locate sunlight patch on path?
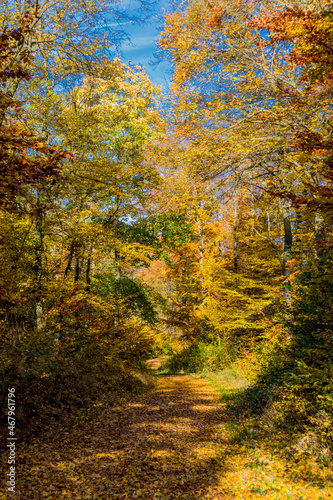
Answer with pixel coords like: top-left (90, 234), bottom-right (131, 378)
top-left (1, 375), bottom-right (229, 499)
top-left (1, 374), bottom-right (331, 499)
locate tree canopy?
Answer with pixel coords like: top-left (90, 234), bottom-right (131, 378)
top-left (1, 0), bottom-right (333, 484)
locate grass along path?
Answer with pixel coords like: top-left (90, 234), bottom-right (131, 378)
top-left (1, 373), bottom-right (333, 499)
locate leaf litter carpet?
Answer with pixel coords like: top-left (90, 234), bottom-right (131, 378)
top-left (2, 374), bottom-right (332, 499)
top-left (2, 375), bottom-right (232, 499)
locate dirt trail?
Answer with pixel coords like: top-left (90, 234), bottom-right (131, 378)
top-left (8, 375), bottom-right (230, 499)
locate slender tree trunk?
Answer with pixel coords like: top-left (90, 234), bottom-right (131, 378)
top-left (315, 210), bottom-right (325, 261)
top-left (86, 246), bottom-right (93, 291)
top-left (112, 202), bottom-right (121, 327)
top-left (281, 199), bottom-right (293, 311)
top-left (233, 194), bottom-right (238, 272)
top-left (197, 219), bottom-right (204, 269)
top-left (73, 249), bottom-right (81, 331)
top-left (196, 217), bottom-right (206, 299)
top-left (113, 207), bottom-right (121, 281)
top-left (181, 262), bottom-right (188, 337)
top-left (113, 247), bottom-right (121, 328)
top-left (114, 248), bottom-right (121, 280)
top-left (74, 258), bottom-right (80, 282)
top-left (35, 208), bottom-right (44, 331)
top-left (65, 241), bottom-right (75, 277)
top-left (74, 246), bottom-right (80, 283)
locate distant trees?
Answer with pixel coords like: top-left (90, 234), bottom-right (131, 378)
top-left (154, 0), bottom-right (333, 317)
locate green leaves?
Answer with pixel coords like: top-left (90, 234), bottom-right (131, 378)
top-left (145, 213), bottom-right (195, 250)
top-left (113, 277), bottom-right (158, 325)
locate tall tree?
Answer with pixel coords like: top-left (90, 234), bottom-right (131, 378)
top-left (157, 0), bottom-right (333, 313)
top-left (20, 58), bottom-right (164, 337)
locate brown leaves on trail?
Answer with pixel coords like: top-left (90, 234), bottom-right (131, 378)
top-left (0, 376), bottom-right (229, 500)
top-left (2, 375), bottom-right (333, 499)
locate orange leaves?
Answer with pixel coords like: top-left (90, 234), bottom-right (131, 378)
top-left (158, 7), bottom-right (210, 88)
top-left (249, 5), bottom-right (333, 91)
top-left (205, 4), bottom-right (225, 27)
top-left (0, 375), bottom-right (228, 499)
top-left (0, 24), bottom-right (73, 212)
top-left (0, 127), bottom-right (70, 211)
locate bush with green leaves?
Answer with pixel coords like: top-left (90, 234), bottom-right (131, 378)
top-left (165, 332), bottom-right (237, 373)
top-left (235, 258), bottom-right (333, 450)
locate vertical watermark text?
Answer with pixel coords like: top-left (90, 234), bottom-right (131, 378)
top-left (7, 388), bottom-right (16, 493)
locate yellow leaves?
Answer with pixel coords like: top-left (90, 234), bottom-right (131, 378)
top-left (158, 12), bottom-right (186, 51)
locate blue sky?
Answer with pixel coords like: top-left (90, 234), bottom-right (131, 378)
top-left (114, 0), bottom-right (173, 88)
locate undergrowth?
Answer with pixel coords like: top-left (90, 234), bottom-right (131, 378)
top-left (0, 329), bottom-right (154, 445)
top-left (208, 363), bottom-right (333, 498)
top-left (163, 334), bottom-right (237, 373)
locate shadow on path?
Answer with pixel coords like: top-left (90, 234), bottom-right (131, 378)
top-left (10, 376), bottom-right (232, 499)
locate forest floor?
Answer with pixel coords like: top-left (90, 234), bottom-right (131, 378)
top-left (1, 370), bottom-right (333, 499)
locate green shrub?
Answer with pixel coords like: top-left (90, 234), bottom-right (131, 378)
top-left (165, 334), bottom-right (236, 373)
top-left (233, 260), bottom-right (333, 451)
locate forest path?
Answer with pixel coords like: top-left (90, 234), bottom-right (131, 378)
top-left (12, 375), bottom-right (232, 499)
top-left (4, 374), bottom-right (333, 499)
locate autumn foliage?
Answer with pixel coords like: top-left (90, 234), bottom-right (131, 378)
top-left (154, 0), bottom-right (333, 458)
top-left (1, 0), bottom-right (333, 494)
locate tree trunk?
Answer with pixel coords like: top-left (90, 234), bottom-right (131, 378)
top-left (315, 210), bottom-right (326, 261)
top-left (233, 194), bottom-right (238, 272)
top-left (74, 258), bottom-right (80, 282)
top-left (281, 199), bottom-right (293, 312)
top-left (114, 248), bottom-right (121, 280)
top-left (181, 262), bottom-right (188, 337)
top-left (113, 248), bottom-right (121, 328)
top-left (35, 209), bottom-right (44, 331)
top-left (86, 246), bottom-right (93, 291)
top-left (74, 246), bottom-right (80, 283)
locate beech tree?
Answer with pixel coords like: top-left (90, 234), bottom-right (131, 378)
top-left (20, 59), bottom-right (164, 335)
top-left (0, 23), bottom-right (73, 341)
